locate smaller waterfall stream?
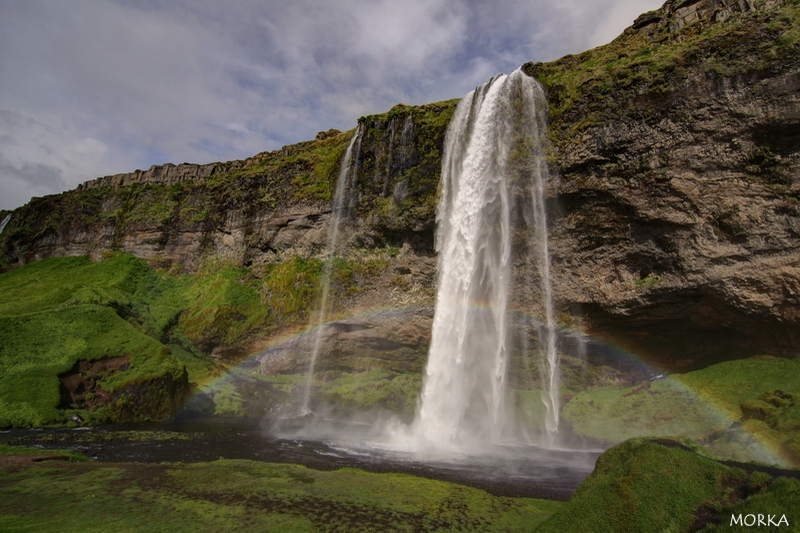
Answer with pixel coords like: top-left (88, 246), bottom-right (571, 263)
top-left (0, 214), bottom-right (11, 235)
top-left (298, 128), bottom-right (362, 415)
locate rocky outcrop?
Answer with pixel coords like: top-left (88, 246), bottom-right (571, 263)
top-left (633, 0), bottom-right (782, 34)
top-left (107, 367), bottom-right (190, 422)
top-left (58, 355), bottom-right (191, 423)
top-left (259, 307), bottom-right (433, 376)
top-left (527, 0), bottom-right (800, 368)
top-left (78, 161), bottom-right (234, 190)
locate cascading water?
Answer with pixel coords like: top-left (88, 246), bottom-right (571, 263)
top-left (401, 114), bottom-right (414, 145)
top-left (298, 127), bottom-right (363, 415)
top-left (382, 119), bottom-right (395, 196)
top-left (394, 69), bottom-right (560, 453)
top-left (0, 214), bottom-right (11, 235)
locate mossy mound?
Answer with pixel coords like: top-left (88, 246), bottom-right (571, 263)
top-left (0, 251), bottom-right (416, 426)
top-left (0, 254), bottom-right (203, 427)
top-left (562, 357), bottom-right (800, 465)
top-left (538, 437), bottom-right (800, 532)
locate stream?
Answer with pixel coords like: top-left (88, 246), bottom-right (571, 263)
top-left (0, 416), bottom-right (600, 501)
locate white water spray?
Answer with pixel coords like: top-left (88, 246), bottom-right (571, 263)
top-left (0, 214), bottom-right (10, 235)
top-left (299, 128), bottom-right (362, 415)
top-left (393, 69), bottom-right (560, 453)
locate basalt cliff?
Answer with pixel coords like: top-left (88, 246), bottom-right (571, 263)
top-left (1, 0), bottom-right (799, 374)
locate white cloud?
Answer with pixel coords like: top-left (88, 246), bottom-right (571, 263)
top-left (0, 0), bottom-right (665, 211)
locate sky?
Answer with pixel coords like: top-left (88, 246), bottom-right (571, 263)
top-left (0, 0), bottom-right (663, 211)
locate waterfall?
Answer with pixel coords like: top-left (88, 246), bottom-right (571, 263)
top-left (382, 112), bottom-right (414, 198)
top-left (401, 114), bottom-right (414, 144)
top-left (402, 69), bottom-right (560, 452)
top-left (0, 214), bottom-right (10, 235)
top-left (382, 118), bottom-right (396, 196)
top-left (298, 127), bottom-right (362, 415)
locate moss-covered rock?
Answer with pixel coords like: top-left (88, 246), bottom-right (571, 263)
top-left (538, 437), bottom-right (800, 532)
top-left (562, 357), bottom-right (800, 466)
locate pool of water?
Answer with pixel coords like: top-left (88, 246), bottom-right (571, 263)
top-left (0, 416), bottom-right (600, 501)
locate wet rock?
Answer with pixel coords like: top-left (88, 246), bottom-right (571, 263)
top-left (259, 307), bottom-right (433, 375)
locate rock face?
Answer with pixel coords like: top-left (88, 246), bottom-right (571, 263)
top-left (78, 161), bottom-right (235, 190)
top-left (0, 101), bottom-right (453, 272)
top-left (58, 355), bottom-right (191, 423)
top-left (259, 307), bottom-right (433, 376)
top-left (527, 0), bottom-right (800, 368)
top-left (2, 0), bottom-right (799, 372)
top-left (108, 367), bottom-right (191, 422)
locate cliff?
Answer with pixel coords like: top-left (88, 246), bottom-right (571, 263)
top-left (528, 0), bottom-right (800, 367)
top-left (1, 0), bottom-right (799, 373)
top-left (0, 101), bottom-right (454, 269)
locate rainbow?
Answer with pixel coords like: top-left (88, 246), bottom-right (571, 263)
top-left (187, 303), bottom-right (791, 467)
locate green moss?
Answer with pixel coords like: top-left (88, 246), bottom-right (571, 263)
top-left (178, 259), bottom-right (268, 348)
top-left (539, 438), bottom-right (800, 532)
top-left (562, 357), bottom-right (800, 465)
top-left (319, 370), bottom-right (422, 420)
top-left (257, 256), bottom-right (324, 319)
top-left (634, 273), bottom-right (663, 289)
top-left (0, 456), bottom-right (561, 532)
top-left (0, 444), bottom-right (87, 461)
top-left (0, 247), bottom-right (403, 426)
top-left (0, 254), bottom-right (213, 427)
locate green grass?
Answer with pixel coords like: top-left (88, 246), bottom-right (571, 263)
top-left (0, 444), bottom-right (88, 462)
top-left (562, 357), bottom-right (800, 465)
top-left (0, 253), bottom-right (217, 427)
top-left (4, 439), bottom-right (797, 531)
top-left (178, 258), bottom-right (271, 349)
top-left (318, 370), bottom-right (422, 420)
top-left (0, 304), bottom-right (184, 426)
top-left (0, 254), bottom-right (202, 427)
top-left (0, 457), bottom-right (562, 532)
top-left (0, 251), bottom-right (401, 426)
top-left (249, 370), bottom-right (423, 421)
top-left (537, 438), bottom-right (800, 532)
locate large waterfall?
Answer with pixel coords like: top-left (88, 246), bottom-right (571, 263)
top-left (397, 69), bottom-right (560, 453)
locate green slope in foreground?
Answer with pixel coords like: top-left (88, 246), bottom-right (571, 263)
top-left (0, 451), bottom-right (561, 532)
top-left (3, 439), bottom-right (799, 532)
top-left (538, 438), bottom-right (800, 532)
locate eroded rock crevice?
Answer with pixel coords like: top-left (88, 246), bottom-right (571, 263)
top-left (58, 356), bottom-right (130, 410)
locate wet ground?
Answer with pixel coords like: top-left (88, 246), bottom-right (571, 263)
top-left (0, 416), bottom-right (600, 501)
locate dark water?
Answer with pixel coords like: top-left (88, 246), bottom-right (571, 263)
top-left (0, 417), bottom-right (600, 501)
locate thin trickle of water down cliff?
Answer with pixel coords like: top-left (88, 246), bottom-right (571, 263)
top-left (300, 127), bottom-right (364, 415)
top-left (388, 69), bottom-right (562, 454)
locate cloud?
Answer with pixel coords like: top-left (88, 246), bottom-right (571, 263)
top-left (0, 0), bottom-right (664, 211)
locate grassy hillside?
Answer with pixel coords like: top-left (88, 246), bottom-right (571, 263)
top-left (0, 254), bottom-right (206, 427)
top-left (0, 250), bottom-right (407, 427)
